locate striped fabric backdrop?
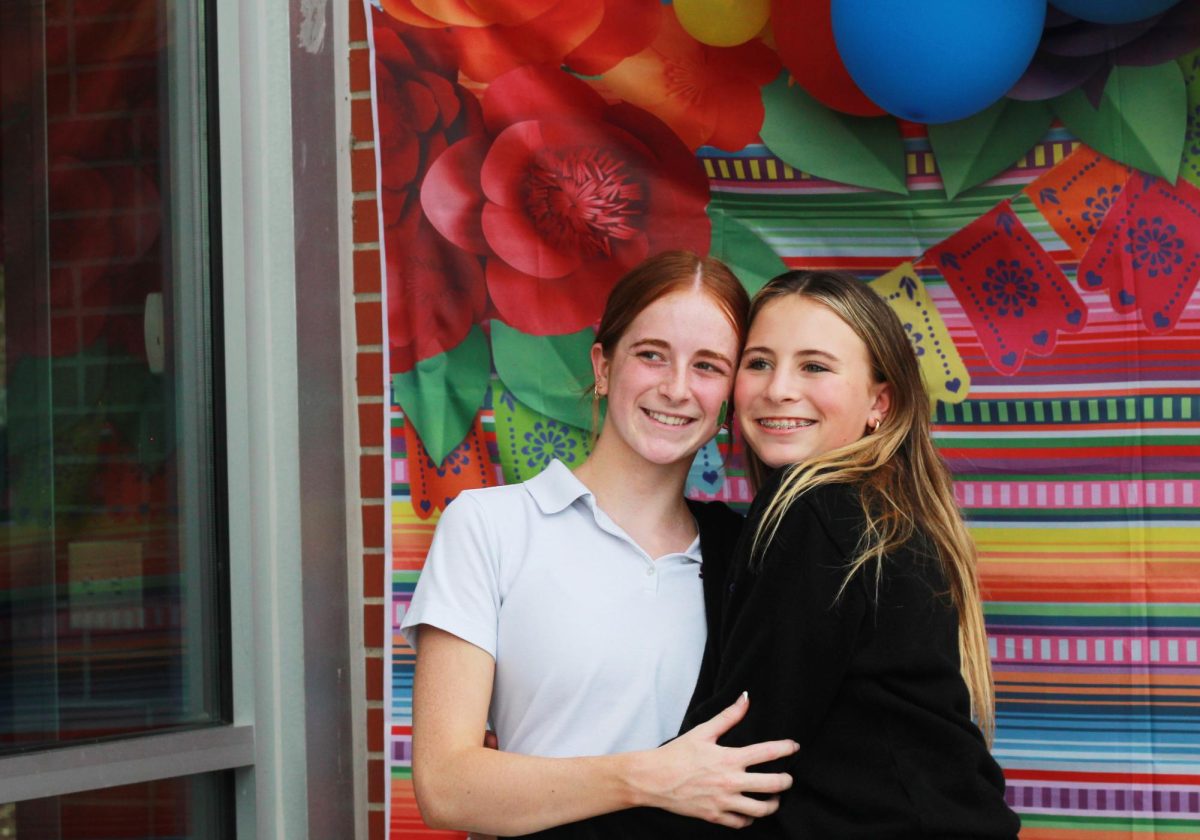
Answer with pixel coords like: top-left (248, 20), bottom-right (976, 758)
top-left (694, 132), bottom-right (1200, 837)
top-left (382, 94), bottom-right (1200, 840)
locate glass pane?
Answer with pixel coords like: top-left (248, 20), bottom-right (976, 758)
top-left (0, 773), bottom-right (231, 839)
top-left (0, 0), bottom-right (224, 752)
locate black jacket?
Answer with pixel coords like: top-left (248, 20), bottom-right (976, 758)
top-left (522, 477), bottom-right (1019, 839)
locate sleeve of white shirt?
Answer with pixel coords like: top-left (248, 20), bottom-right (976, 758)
top-left (399, 492), bottom-right (501, 660)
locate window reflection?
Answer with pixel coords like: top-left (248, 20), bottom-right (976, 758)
top-left (3, 774), bottom-right (231, 839)
top-left (0, 0), bottom-right (223, 752)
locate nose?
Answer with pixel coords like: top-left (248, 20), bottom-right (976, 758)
top-left (659, 362), bottom-right (691, 403)
top-left (763, 369), bottom-right (797, 404)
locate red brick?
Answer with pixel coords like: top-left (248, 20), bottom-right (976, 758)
top-left (45, 0), bottom-right (69, 22)
top-left (83, 259), bottom-right (157, 308)
top-left (350, 0), bottom-right (369, 42)
top-left (79, 260), bottom-right (128, 302)
top-left (359, 401), bottom-right (384, 448)
top-left (364, 602), bottom-right (385, 649)
top-left (367, 706), bottom-right (384, 753)
top-left (46, 71), bottom-right (71, 119)
top-left (356, 300), bottom-right (383, 346)
top-left (363, 551), bottom-right (385, 599)
top-left (75, 17), bottom-right (162, 66)
top-left (365, 655), bottom-right (384, 701)
top-left (134, 111), bottom-right (161, 155)
top-left (48, 314), bottom-right (79, 356)
top-left (368, 758), bottom-right (385, 803)
top-left (354, 198), bottom-right (379, 244)
top-left (350, 47), bottom-right (372, 94)
top-left (48, 164), bottom-right (129, 214)
top-left (49, 216), bottom-right (118, 261)
top-left (352, 146), bottom-right (377, 193)
top-left (360, 453), bottom-right (384, 499)
top-left (48, 115), bottom-right (137, 162)
top-left (362, 502), bottom-right (385, 549)
top-left (352, 97), bottom-right (375, 142)
top-left (368, 809), bottom-right (384, 840)
top-left (132, 166), bottom-right (162, 206)
top-left (354, 247), bottom-right (382, 294)
top-left (78, 267), bottom-right (113, 309)
top-left (75, 0), bottom-right (159, 18)
top-left (49, 268), bottom-right (77, 309)
top-left (357, 350), bottom-right (384, 397)
top-left (75, 65), bottom-right (156, 114)
top-left (45, 25), bottom-right (70, 69)
top-left (99, 311), bottom-right (143, 352)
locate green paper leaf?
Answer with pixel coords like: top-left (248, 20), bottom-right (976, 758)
top-left (760, 73), bottom-right (907, 195)
top-left (492, 382), bottom-right (592, 485)
top-left (708, 206), bottom-right (787, 296)
top-left (491, 320), bottom-right (595, 432)
top-left (1052, 62), bottom-right (1186, 182)
top-left (1177, 49), bottom-right (1200, 190)
top-left (929, 98), bottom-right (1053, 200)
top-left (392, 325), bottom-right (490, 465)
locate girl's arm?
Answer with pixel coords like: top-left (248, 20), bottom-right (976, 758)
top-left (412, 626), bottom-right (798, 836)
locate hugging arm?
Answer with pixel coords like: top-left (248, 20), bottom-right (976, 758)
top-left (412, 627), bottom-right (797, 836)
top-left (526, 492), bottom-right (867, 838)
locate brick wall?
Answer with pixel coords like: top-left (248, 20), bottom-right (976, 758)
top-left (347, 1), bottom-right (389, 837)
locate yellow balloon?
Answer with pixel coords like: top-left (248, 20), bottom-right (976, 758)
top-left (674, 0), bottom-right (771, 47)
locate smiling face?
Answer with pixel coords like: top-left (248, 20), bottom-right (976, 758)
top-left (592, 289), bottom-right (739, 469)
top-left (735, 294), bottom-right (891, 470)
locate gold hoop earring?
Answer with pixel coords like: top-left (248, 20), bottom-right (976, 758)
top-left (870, 417), bottom-right (880, 433)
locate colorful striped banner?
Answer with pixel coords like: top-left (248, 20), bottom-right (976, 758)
top-left (373, 3), bottom-right (1200, 826)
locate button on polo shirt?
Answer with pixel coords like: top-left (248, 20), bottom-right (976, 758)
top-left (401, 460), bottom-right (707, 758)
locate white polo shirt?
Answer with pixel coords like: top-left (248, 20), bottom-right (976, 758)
top-left (401, 459), bottom-right (707, 757)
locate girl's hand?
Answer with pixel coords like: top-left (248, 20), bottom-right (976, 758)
top-left (630, 692), bottom-right (798, 828)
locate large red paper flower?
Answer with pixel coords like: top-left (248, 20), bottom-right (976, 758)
top-left (387, 201), bottom-right (488, 373)
top-left (373, 13), bottom-right (489, 370)
top-left (420, 64), bottom-right (712, 335)
top-left (381, 0), bottom-right (662, 81)
top-left (597, 7), bottom-right (780, 151)
top-left (372, 12), bottom-right (483, 224)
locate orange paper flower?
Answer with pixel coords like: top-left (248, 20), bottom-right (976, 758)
top-left (598, 8), bottom-right (780, 151)
top-left (382, 0), bottom-right (663, 82)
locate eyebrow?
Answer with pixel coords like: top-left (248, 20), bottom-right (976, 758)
top-left (743, 346), bottom-right (841, 363)
top-left (630, 338), bottom-right (734, 367)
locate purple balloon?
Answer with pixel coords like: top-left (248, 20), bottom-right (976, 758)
top-left (1049, 0), bottom-right (1181, 24)
top-left (1040, 15), bottom-right (1162, 57)
top-left (1008, 52), bottom-right (1106, 101)
top-left (1113, 1), bottom-right (1200, 64)
top-left (1009, 0), bottom-right (1200, 103)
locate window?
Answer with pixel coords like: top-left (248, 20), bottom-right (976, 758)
top-left (2, 774), bottom-right (232, 839)
top-left (1, 0), bottom-right (226, 754)
top-left (0, 0), bottom-right (242, 830)
top-left (0, 0), bottom-right (358, 834)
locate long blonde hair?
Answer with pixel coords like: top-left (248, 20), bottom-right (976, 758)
top-left (745, 270), bottom-right (996, 743)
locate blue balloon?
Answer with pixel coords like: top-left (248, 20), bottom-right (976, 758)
top-left (831, 0), bottom-right (1046, 124)
top-left (1050, 0), bottom-right (1180, 24)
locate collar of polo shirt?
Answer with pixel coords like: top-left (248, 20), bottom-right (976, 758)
top-left (526, 459), bottom-right (701, 564)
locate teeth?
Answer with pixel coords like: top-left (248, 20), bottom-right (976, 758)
top-left (759, 418), bottom-right (812, 430)
top-left (646, 410), bottom-right (692, 426)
